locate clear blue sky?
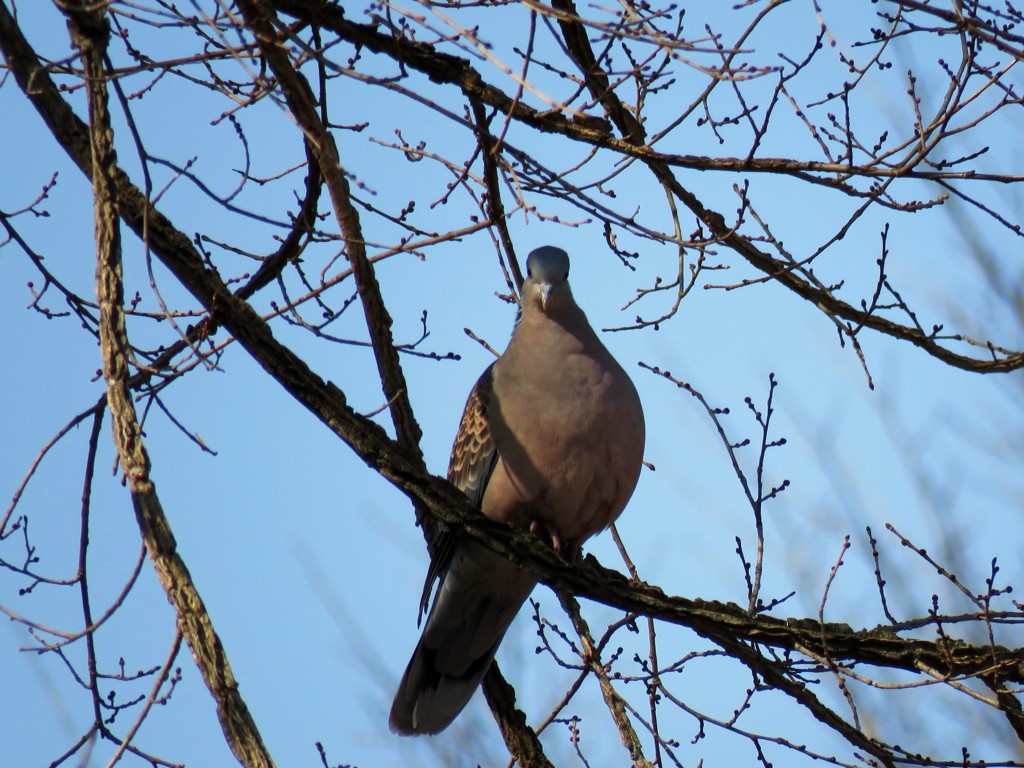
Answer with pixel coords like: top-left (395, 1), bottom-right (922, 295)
top-left (2, 2), bottom-right (1022, 766)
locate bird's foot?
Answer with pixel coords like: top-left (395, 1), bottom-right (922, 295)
top-left (529, 521), bottom-right (583, 563)
top-left (528, 519), bottom-right (561, 550)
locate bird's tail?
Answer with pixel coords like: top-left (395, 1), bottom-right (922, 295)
top-left (389, 540), bottom-right (536, 735)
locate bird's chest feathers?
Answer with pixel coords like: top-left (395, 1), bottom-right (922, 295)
top-left (483, 318), bottom-right (635, 536)
top-left (492, 326), bottom-right (617, 448)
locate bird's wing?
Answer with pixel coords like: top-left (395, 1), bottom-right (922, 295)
top-left (392, 363), bottom-right (538, 736)
top-left (447, 362), bottom-right (499, 507)
top-left (417, 363), bottom-right (498, 617)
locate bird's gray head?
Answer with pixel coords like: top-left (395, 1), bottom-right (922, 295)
top-left (524, 246), bottom-right (572, 313)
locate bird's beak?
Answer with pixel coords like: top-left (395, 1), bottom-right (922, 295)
top-left (538, 283), bottom-right (553, 311)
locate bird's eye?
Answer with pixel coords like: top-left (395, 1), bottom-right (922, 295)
top-left (527, 267), bottom-right (533, 278)
top-left (563, 269), bottom-right (569, 279)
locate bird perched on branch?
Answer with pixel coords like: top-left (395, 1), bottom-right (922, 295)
top-left (390, 245), bottom-right (645, 735)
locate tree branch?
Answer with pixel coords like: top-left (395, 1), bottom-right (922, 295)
top-left (5, 8), bottom-right (1023, 761)
top-left (63, 4), bottom-right (274, 766)
top-left (236, 0), bottom-right (424, 459)
top-left (267, 0), bottom-right (1024, 374)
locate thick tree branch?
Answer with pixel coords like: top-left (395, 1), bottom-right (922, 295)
top-left (236, 0), bottom-right (424, 460)
top-left (481, 667), bottom-right (556, 768)
top-left (63, 4), bottom-right (274, 767)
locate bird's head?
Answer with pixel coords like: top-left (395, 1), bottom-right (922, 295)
top-left (523, 246), bottom-right (572, 314)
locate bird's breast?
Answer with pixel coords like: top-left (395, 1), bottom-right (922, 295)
top-left (483, 337), bottom-right (644, 542)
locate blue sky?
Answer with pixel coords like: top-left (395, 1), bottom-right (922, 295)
top-left (2, 1), bottom-right (1023, 766)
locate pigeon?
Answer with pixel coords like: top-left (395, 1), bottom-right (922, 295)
top-left (390, 245), bottom-right (645, 735)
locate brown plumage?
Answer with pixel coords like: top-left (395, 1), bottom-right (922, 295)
top-left (390, 246), bottom-right (645, 735)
